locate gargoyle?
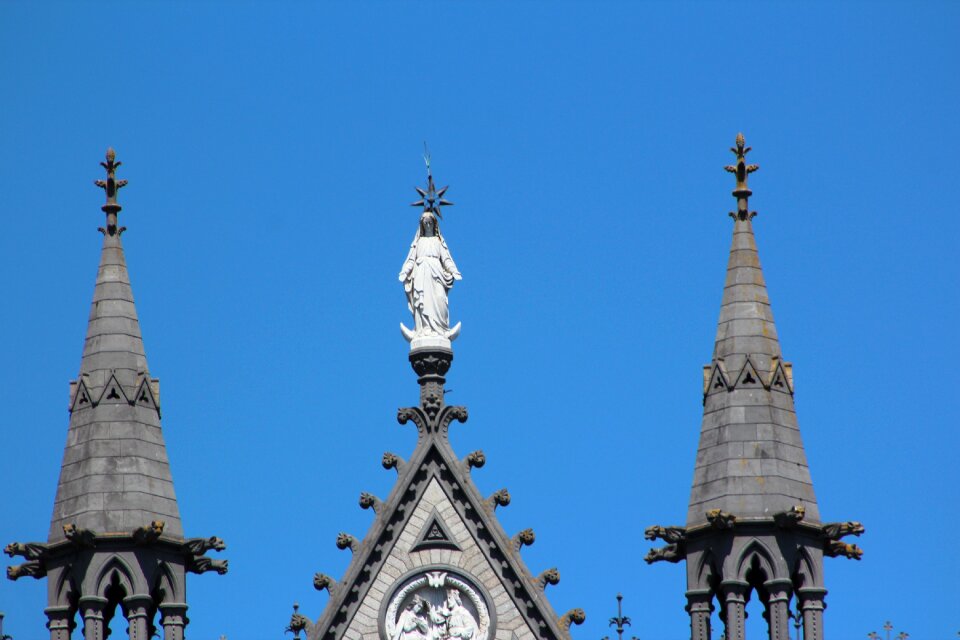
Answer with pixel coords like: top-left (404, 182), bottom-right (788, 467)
top-left (133, 520), bottom-right (165, 545)
top-left (822, 521), bottom-right (865, 540)
top-left (336, 532), bottom-right (358, 553)
top-left (313, 572), bottom-right (339, 596)
top-left (286, 612), bottom-right (315, 637)
top-left (4, 541), bottom-right (50, 561)
top-left (182, 536), bottom-right (227, 556)
top-left (382, 452), bottom-right (406, 474)
top-left (63, 523), bottom-right (96, 548)
top-left (7, 561), bottom-right (45, 581)
top-left (559, 608), bottom-right (586, 631)
top-left (645, 544), bottom-right (685, 564)
top-left (486, 488), bottom-right (511, 511)
top-left (536, 567), bottom-right (560, 590)
top-left (464, 450), bottom-right (486, 470)
top-left (186, 555), bottom-right (229, 575)
top-left (773, 506), bottom-right (805, 529)
top-left (644, 525), bottom-right (686, 544)
top-left (706, 509), bottom-right (736, 530)
top-left (824, 540), bottom-right (863, 560)
top-left (512, 528), bottom-right (535, 551)
top-left (359, 492), bottom-right (382, 514)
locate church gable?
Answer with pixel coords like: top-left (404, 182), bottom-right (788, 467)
top-left (302, 436), bottom-right (576, 640)
top-left (342, 476), bottom-right (533, 640)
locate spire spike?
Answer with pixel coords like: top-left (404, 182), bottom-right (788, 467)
top-left (724, 132), bottom-right (759, 220)
top-left (93, 147), bottom-right (128, 235)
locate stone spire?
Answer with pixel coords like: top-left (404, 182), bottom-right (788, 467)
top-left (6, 150), bottom-right (226, 640)
top-left (49, 147), bottom-right (181, 540)
top-left (688, 132), bottom-right (818, 525)
top-left (644, 135), bottom-right (864, 640)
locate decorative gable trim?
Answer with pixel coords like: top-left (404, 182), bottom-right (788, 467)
top-left (97, 371), bottom-right (129, 405)
top-left (735, 357), bottom-right (763, 389)
top-left (703, 361), bottom-right (731, 399)
top-left (767, 359), bottom-right (794, 395)
top-left (133, 375), bottom-right (161, 416)
top-left (69, 377), bottom-right (95, 413)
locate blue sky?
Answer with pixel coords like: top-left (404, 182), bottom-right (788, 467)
top-left (1, 2), bottom-right (958, 638)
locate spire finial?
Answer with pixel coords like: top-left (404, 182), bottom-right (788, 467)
top-left (94, 147), bottom-right (128, 235)
top-left (724, 132), bottom-right (759, 220)
top-left (411, 143), bottom-right (453, 218)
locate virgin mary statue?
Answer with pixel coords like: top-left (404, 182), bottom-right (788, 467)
top-left (399, 211), bottom-right (462, 345)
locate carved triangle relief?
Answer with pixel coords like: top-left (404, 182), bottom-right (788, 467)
top-left (97, 372), bottom-right (129, 404)
top-left (332, 476), bottom-right (550, 640)
top-left (736, 357), bottom-right (762, 388)
top-left (133, 376), bottom-right (161, 414)
top-left (703, 362), bottom-right (730, 397)
top-left (69, 378), bottom-right (94, 413)
top-left (411, 508), bottom-right (461, 552)
top-left (767, 359), bottom-right (794, 395)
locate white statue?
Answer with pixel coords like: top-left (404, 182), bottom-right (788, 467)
top-left (399, 210), bottom-right (462, 346)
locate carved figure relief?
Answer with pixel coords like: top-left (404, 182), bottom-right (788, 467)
top-left (385, 571), bottom-right (489, 640)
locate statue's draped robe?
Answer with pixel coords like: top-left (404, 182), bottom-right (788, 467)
top-left (401, 234), bottom-right (460, 336)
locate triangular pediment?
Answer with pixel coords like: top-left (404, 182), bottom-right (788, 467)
top-left (735, 357), bottom-right (763, 389)
top-left (132, 375), bottom-right (161, 415)
top-left (767, 359), bottom-right (793, 395)
top-left (703, 362), bottom-right (730, 398)
top-left (69, 377), bottom-right (94, 413)
top-left (304, 438), bottom-right (569, 640)
top-left (411, 508), bottom-right (461, 552)
top-left (97, 372), bottom-right (129, 405)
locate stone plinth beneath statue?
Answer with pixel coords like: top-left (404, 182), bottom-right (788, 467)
top-left (410, 335), bottom-right (453, 352)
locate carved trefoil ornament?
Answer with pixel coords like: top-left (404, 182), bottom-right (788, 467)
top-left (411, 509), bottom-right (461, 552)
top-left (384, 570), bottom-right (490, 640)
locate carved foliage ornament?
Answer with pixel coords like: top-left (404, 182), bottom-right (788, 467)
top-left (384, 570), bottom-right (490, 640)
top-left (398, 404), bottom-right (468, 438)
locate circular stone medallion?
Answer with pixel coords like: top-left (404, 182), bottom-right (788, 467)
top-left (384, 570), bottom-right (490, 640)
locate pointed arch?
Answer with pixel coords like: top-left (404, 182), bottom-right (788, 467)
top-left (793, 546), bottom-right (822, 589)
top-left (693, 549), bottom-right (719, 592)
top-left (93, 554), bottom-right (137, 598)
top-left (153, 562), bottom-right (179, 604)
top-left (53, 568), bottom-right (79, 608)
top-left (734, 538), bottom-right (779, 583)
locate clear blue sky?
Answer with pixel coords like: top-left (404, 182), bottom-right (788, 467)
top-left (1, 2), bottom-right (958, 639)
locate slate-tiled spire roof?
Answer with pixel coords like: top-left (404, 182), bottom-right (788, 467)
top-left (48, 149), bottom-right (182, 541)
top-left (687, 134), bottom-right (819, 526)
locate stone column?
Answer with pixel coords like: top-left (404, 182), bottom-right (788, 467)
top-left (79, 595), bottom-right (109, 640)
top-left (764, 579), bottom-right (792, 640)
top-left (685, 589), bottom-right (713, 640)
top-left (797, 587), bottom-right (826, 640)
top-left (720, 580), bottom-right (749, 640)
top-left (44, 606), bottom-right (73, 640)
top-left (124, 594), bottom-right (154, 640)
top-left (159, 603), bottom-right (189, 640)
